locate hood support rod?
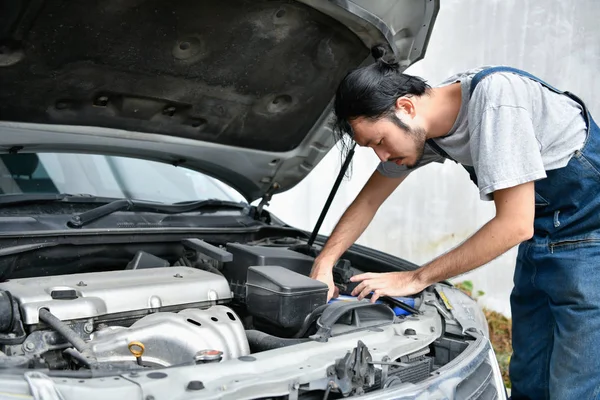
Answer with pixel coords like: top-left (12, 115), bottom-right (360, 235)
top-left (307, 142), bottom-right (357, 248)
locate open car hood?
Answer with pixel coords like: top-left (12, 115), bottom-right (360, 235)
top-left (0, 0), bottom-right (439, 202)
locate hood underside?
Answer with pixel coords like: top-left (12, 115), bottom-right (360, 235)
top-left (0, 0), bottom-right (439, 201)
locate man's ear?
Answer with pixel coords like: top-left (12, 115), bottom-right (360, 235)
top-left (395, 97), bottom-right (416, 117)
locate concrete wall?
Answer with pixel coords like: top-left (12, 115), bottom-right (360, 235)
top-left (266, 0), bottom-right (600, 317)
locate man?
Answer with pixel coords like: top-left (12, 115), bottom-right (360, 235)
top-left (309, 52), bottom-right (600, 400)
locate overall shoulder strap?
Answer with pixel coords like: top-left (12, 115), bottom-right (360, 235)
top-left (425, 138), bottom-right (453, 160)
top-left (470, 66), bottom-right (590, 129)
top-left (469, 66), bottom-right (563, 96)
top-left (427, 66), bottom-right (565, 188)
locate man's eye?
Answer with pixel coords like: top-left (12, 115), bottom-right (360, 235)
top-left (377, 139), bottom-right (383, 146)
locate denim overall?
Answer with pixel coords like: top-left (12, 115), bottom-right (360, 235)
top-left (431, 66), bottom-right (600, 399)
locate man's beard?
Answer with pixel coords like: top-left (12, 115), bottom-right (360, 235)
top-left (405, 128), bottom-right (427, 169)
top-left (388, 114), bottom-right (427, 169)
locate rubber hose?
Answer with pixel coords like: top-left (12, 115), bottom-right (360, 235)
top-left (38, 309), bottom-right (88, 352)
top-left (63, 348), bottom-right (91, 367)
top-left (191, 257), bottom-right (224, 277)
top-left (245, 330), bottom-right (310, 352)
top-left (293, 304), bottom-right (328, 338)
top-left (201, 263), bottom-right (224, 277)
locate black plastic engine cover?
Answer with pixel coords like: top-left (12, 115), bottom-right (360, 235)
top-left (222, 243), bottom-right (315, 300)
top-left (245, 265), bottom-right (327, 332)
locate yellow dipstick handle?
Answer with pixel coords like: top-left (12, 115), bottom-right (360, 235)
top-left (128, 341), bottom-right (145, 366)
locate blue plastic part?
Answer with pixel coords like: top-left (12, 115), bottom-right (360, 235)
top-left (328, 294), bottom-right (415, 316)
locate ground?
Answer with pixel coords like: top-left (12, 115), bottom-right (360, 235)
top-left (454, 280), bottom-right (512, 389)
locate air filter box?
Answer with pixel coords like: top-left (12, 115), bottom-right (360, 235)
top-left (246, 266), bottom-right (328, 331)
top-left (222, 243), bottom-right (315, 299)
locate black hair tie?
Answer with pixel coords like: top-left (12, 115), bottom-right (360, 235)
top-left (371, 45), bottom-right (387, 60)
top-left (371, 45), bottom-right (400, 71)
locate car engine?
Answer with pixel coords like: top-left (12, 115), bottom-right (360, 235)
top-left (0, 238), bottom-right (347, 371)
top-left (0, 265), bottom-right (248, 369)
top-left (0, 237), bottom-right (500, 399)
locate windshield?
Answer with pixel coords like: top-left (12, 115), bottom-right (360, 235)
top-left (0, 153), bottom-right (246, 204)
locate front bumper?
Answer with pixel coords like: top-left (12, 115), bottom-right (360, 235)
top-left (359, 333), bottom-right (507, 399)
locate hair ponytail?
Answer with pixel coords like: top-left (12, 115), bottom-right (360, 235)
top-left (370, 45), bottom-right (401, 73)
top-left (370, 45), bottom-right (387, 60)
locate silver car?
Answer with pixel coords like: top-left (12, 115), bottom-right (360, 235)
top-left (0, 0), bottom-right (506, 399)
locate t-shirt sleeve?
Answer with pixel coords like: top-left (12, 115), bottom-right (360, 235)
top-left (469, 74), bottom-right (547, 201)
top-left (376, 144), bottom-right (445, 178)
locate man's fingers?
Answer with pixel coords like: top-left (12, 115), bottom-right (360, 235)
top-left (358, 285), bottom-right (373, 300)
top-left (370, 291), bottom-right (381, 304)
top-left (350, 274), bottom-right (389, 301)
top-left (327, 285), bottom-right (339, 302)
top-left (356, 280), bottom-right (375, 300)
top-left (351, 281), bottom-right (365, 297)
top-left (350, 273), bottom-right (375, 282)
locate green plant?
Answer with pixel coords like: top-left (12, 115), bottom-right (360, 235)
top-left (454, 280), bottom-right (485, 299)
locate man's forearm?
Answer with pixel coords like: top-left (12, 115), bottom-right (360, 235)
top-left (415, 216), bottom-right (533, 286)
top-left (313, 200), bottom-right (377, 268)
top-left (311, 170), bottom-right (405, 276)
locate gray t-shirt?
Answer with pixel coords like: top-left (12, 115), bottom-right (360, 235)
top-left (377, 66), bottom-right (587, 200)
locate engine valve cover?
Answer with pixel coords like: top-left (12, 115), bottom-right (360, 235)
top-left (0, 267), bottom-right (231, 325)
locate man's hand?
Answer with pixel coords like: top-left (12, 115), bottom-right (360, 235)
top-left (310, 266), bottom-right (339, 301)
top-left (307, 171), bottom-right (405, 302)
top-left (350, 271), bottom-right (426, 303)
top-left (352, 182), bottom-right (535, 298)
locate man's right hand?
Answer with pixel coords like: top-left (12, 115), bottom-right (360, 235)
top-left (306, 172), bottom-right (405, 302)
top-left (310, 266), bottom-right (339, 302)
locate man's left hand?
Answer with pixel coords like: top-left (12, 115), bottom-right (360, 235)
top-left (350, 271), bottom-right (427, 303)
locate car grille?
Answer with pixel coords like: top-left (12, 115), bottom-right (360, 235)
top-left (454, 356), bottom-right (499, 400)
top-left (372, 356), bottom-right (434, 390)
top-left (355, 336), bottom-right (506, 400)
top-left (392, 357), bottom-right (433, 384)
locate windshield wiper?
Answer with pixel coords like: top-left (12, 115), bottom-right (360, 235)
top-left (0, 193), bottom-right (121, 206)
top-left (68, 199), bottom-right (249, 228)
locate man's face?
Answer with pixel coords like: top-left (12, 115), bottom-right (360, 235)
top-left (350, 112), bottom-right (427, 169)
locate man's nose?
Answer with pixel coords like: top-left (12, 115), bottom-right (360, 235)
top-left (374, 148), bottom-right (390, 162)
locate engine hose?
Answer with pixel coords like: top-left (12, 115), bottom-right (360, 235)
top-left (38, 309), bottom-right (96, 364)
top-left (63, 348), bottom-right (92, 367)
top-left (199, 262), bottom-right (224, 277)
top-left (293, 304), bottom-right (329, 338)
top-left (177, 255), bottom-right (225, 277)
top-left (245, 330), bottom-right (310, 352)
top-left (182, 256), bottom-right (192, 267)
top-left (38, 309), bottom-right (87, 351)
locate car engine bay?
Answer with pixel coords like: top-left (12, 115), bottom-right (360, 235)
top-left (0, 235), bottom-right (489, 398)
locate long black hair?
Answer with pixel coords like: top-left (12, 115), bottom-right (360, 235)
top-left (332, 46), bottom-right (431, 162)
